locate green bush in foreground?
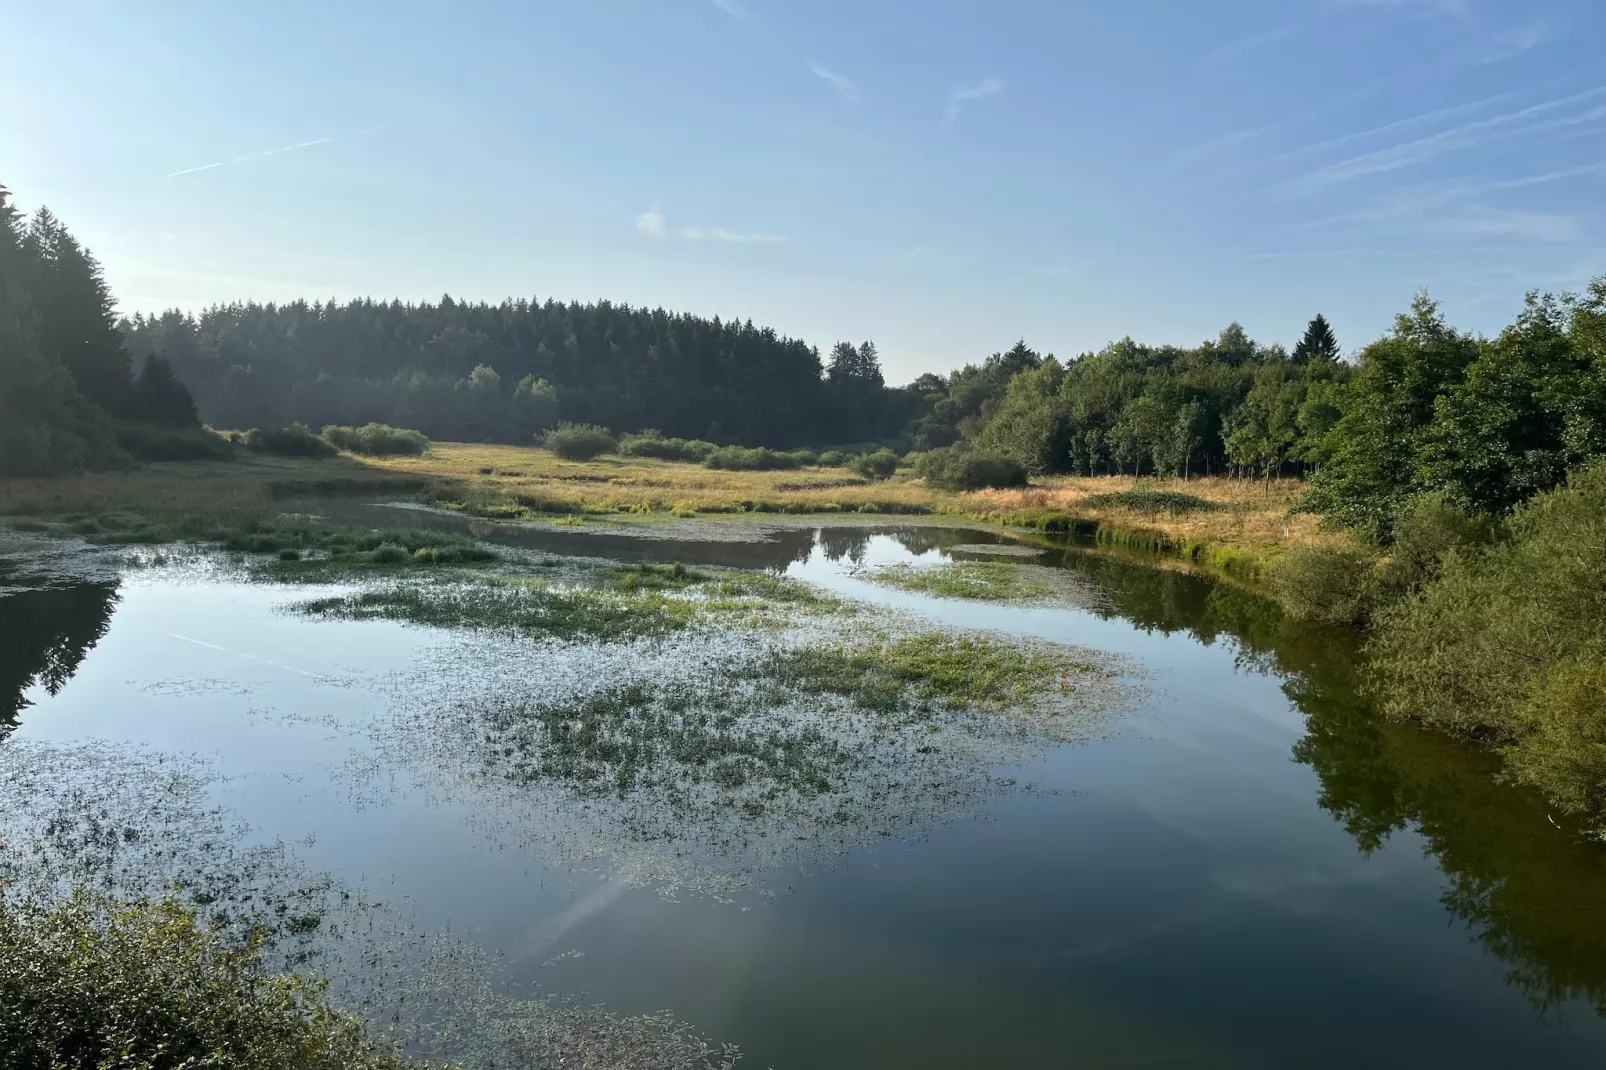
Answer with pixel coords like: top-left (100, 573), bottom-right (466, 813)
top-left (913, 447), bottom-right (1028, 491)
top-left (1368, 463), bottom-right (1606, 825)
top-left (1083, 489), bottom-right (1219, 514)
top-left (0, 886), bottom-right (416, 1070)
top-left (617, 431), bottom-right (718, 463)
top-left (322, 423), bottom-right (430, 457)
top-left (542, 422), bottom-right (617, 461)
top-left (242, 423), bottom-right (338, 458)
top-left (852, 448), bottom-right (900, 481)
top-left (702, 446), bottom-right (805, 471)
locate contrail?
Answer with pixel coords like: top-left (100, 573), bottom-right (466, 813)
top-left (164, 124), bottom-right (388, 178)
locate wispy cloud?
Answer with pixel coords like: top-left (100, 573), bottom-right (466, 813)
top-left (680, 225), bottom-right (786, 243)
top-left (1267, 85), bottom-right (1606, 197)
top-left (943, 77), bottom-right (1003, 129)
top-left (1439, 208), bottom-right (1581, 243)
top-left (809, 63), bottom-right (862, 105)
top-left (1200, 23), bottom-right (1308, 71)
top-left (708, 0), bottom-right (746, 18)
top-left (636, 208), bottom-right (667, 239)
top-left (164, 126), bottom-right (384, 178)
top-left (636, 208), bottom-right (783, 243)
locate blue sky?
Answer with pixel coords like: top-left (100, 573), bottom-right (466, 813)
top-left (3, 0), bottom-right (1602, 382)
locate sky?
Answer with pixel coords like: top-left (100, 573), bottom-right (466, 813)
top-left (2, 0), bottom-right (1603, 383)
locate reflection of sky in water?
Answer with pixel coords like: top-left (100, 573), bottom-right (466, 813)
top-left (7, 527), bottom-right (1606, 1069)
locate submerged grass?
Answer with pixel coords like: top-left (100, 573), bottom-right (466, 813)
top-left (297, 579), bottom-right (697, 643)
top-left (869, 561), bottom-right (1052, 602)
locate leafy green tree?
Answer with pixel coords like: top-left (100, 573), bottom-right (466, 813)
top-left (1302, 293), bottom-right (1479, 538)
top-left (1226, 365), bottom-right (1303, 490)
top-left (1421, 292), bottom-right (1606, 514)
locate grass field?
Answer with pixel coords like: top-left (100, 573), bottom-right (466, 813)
top-left (0, 441), bottom-right (1354, 582)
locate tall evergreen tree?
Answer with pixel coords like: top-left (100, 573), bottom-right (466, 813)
top-left (132, 353), bottom-right (200, 427)
top-left (1293, 314), bottom-right (1340, 363)
top-left (22, 208), bottom-right (132, 414)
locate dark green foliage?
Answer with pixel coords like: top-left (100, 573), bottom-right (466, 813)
top-left (243, 423), bottom-right (338, 458)
top-left (542, 422), bottom-right (617, 460)
top-left (0, 887), bottom-right (413, 1070)
top-left (322, 423), bottom-right (430, 456)
top-left (122, 299), bottom-right (913, 449)
top-left (130, 353), bottom-right (200, 426)
top-left (617, 430), bottom-right (718, 462)
top-left (703, 446), bottom-right (805, 471)
top-left (1368, 463), bottom-right (1606, 822)
top-left (1083, 489), bottom-right (1220, 514)
top-left (115, 421), bottom-right (235, 462)
top-left (852, 448), bottom-right (900, 481)
top-left (20, 208), bottom-right (132, 415)
top-left (1293, 314), bottom-right (1340, 363)
top-left (913, 447), bottom-right (1028, 491)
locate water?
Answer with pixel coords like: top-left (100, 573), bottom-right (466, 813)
top-left (4, 513), bottom-right (1606, 1068)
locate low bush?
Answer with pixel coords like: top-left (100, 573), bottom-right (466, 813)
top-left (818, 450), bottom-right (845, 467)
top-left (1368, 462), bottom-right (1606, 825)
top-left (852, 449), bottom-right (900, 481)
top-left (617, 431), bottom-right (718, 463)
top-left (542, 423), bottom-right (617, 461)
top-left (0, 886), bottom-right (413, 1070)
top-left (703, 447), bottom-right (804, 471)
top-left (1267, 546), bottom-right (1382, 627)
top-left (115, 421), bottom-right (236, 462)
top-left (1083, 489), bottom-right (1220, 514)
top-left (914, 447), bottom-right (1028, 491)
top-left (321, 423), bottom-right (430, 457)
top-left (242, 423), bottom-right (336, 458)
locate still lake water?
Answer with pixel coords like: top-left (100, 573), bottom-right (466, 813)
top-left (5, 510), bottom-right (1606, 1067)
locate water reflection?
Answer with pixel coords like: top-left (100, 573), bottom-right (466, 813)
top-left (0, 581), bottom-right (120, 738)
top-left (1032, 541), bottom-right (1606, 1018)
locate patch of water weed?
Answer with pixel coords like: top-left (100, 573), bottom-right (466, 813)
top-left (869, 560), bottom-right (1053, 602)
top-left (0, 740), bottom-right (744, 1069)
top-left (295, 578), bottom-right (697, 642)
top-left (358, 621), bottom-right (1135, 899)
top-left (767, 632), bottom-right (1115, 719)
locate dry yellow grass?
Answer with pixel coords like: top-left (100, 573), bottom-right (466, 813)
top-left (0, 441), bottom-right (1354, 580)
top-left (962, 475), bottom-right (1349, 558)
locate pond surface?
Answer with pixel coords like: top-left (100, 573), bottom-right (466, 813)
top-left (5, 511), bottom-right (1606, 1068)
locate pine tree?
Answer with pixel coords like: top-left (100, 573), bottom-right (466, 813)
top-left (22, 208), bottom-right (133, 413)
top-left (855, 340), bottom-right (885, 387)
top-left (132, 353), bottom-right (200, 427)
top-left (1294, 314), bottom-right (1340, 363)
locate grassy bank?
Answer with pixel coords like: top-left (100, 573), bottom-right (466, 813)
top-left (0, 442), bottom-right (1356, 589)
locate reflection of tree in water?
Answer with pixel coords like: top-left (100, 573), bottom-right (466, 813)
top-left (1042, 539), bottom-right (1606, 1018)
top-left (818, 528), bottom-right (873, 564)
top-left (0, 582), bottom-right (120, 739)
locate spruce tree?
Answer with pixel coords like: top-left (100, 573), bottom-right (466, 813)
top-left (22, 208), bottom-right (133, 414)
top-left (132, 353), bottom-right (200, 427)
top-left (1294, 314), bottom-right (1340, 363)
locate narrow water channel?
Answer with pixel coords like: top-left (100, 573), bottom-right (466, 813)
top-left (3, 512), bottom-right (1605, 1068)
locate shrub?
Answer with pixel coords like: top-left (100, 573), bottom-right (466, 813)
top-left (1267, 546), bottom-right (1382, 626)
top-left (115, 421), bottom-right (235, 462)
top-left (703, 447), bottom-right (804, 471)
top-left (617, 431), bottom-right (718, 463)
top-left (242, 423), bottom-right (336, 458)
top-left (914, 447), bottom-right (1028, 491)
top-left (818, 450), bottom-right (845, 467)
top-left (1083, 489), bottom-right (1220, 514)
top-left (0, 887), bottom-right (412, 1070)
top-left (853, 448), bottom-right (900, 481)
top-left (321, 423), bottom-right (430, 457)
top-left (786, 448), bottom-right (820, 467)
top-left (1369, 462), bottom-right (1606, 823)
top-left (542, 423), bottom-right (617, 461)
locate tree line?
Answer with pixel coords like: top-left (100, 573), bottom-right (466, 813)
top-left (121, 302), bottom-right (909, 449)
